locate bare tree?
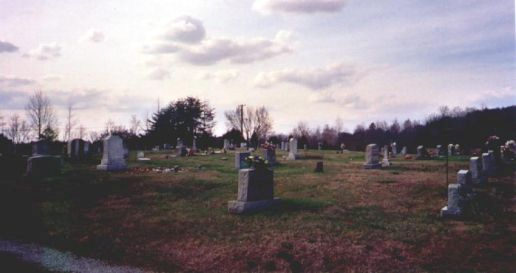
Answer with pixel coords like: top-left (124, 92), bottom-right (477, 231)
top-left (0, 112), bottom-right (6, 135)
top-left (253, 106), bottom-right (272, 140)
top-left (225, 105), bottom-right (272, 142)
top-left (78, 125), bottom-right (87, 139)
top-left (7, 114), bottom-right (32, 143)
top-left (292, 121), bottom-right (310, 138)
top-left (64, 102), bottom-right (77, 141)
top-left (129, 115), bottom-right (141, 135)
top-left (25, 90), bottom-right (58, 139)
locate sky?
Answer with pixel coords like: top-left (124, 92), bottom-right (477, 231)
top-left (0, 0), bottom-right (514, 137)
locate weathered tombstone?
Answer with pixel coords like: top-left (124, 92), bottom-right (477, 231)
top-left (436, 145), bottom-right (445, 157)
top-left (192, 137), bottom-right (198, 153)
top-left (440, 183), bottom-right (463, 218)
top-left (67, 139), bottom-right (85, 160)
top-left (280, 142), bottom-right (285, 151)
top-left (163, 143), bottom-right (171, 150)
top-left (287, 138), bottom-right (298, 160)
top-left (482, 151), bottom-right (496, 176)
top-left (363, 144), bottom-right (381, 169)
top-left (314, 161), bottom-right (323, 172)
top-left (416, 145), bottom-right (430, 160)
top-left (176, 138), bottom-right (187, 157)
top-left (381, 145), bottom-right (390, 167)
top-left (456, 169), bottom-right (472, 187)
top-left (228, 168), bottom-right (280, 214)
top-left (401, 146), bottom-right (407, 156)
top-left (454, 144), bottom-right (461, 155)
top-left (391, 142), bottom-right (397, 157)
top-left (26, 155), bottom-right (61, 177)
top-left (96, 135), bottom-right (127, 171)
top-left (137, 151), bottom-right (145, 159)
top-left (235, 151), bottom-right (251, 169)
top-left (32, 140), bottom-right (50, 155)
top-left (152, 145), bottom-right (160, 152)
top-left (240, 142), bottom-right (247, 148)
top-left (263, 148), bottom-right (276, 166)
top-left (469, 157), bottom-right (487, 185)
top-left (447, 144), bottom-right (454, 157)
top-left (223, 139), bottom-right (230, 150)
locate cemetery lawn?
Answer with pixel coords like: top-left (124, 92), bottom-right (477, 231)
top-left (0, 150), bottom-right (515, 273)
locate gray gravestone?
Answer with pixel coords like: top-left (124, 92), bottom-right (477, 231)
top-left (457, 169), bottom-right (472, 186)
top-left (482, 152), bottom-right (496, 177)
top-left (235, 151), bottom-right (251, 169)
top-left (314, 161), bottom-right (323, 172)
top-left (391, 142), bottom-right (397, 157)
top-left (228, 168), bottom-right (280, 214)
top-left (401, 146), bottom-right (407, 156)
top-left (287, 138), bottom-right (298, 160)
top-left (26, 155), bottom-right (62, 177)
top-left (67, 138), bottom-right (86, 160)
top-left (469, 157), bottom-right (486, 185)
top-left (96, 135), bottom-right (127, 171)
top-left (416, 145), bottom-right (430, 160)
top-left (263, 148), bottom-right (277, 166)
top-left (440, 183), bottom-right (463, 217)
top-left (223, 139), bottom-right (230, 150)
top-left (32, 140), bottom-right (50, 156)
top-left (381, 145), bottom-right (390, 167)
top-left (364, 144), bottom-right (381, 169)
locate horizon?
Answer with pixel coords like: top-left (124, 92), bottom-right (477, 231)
top-left (1, 0), bottom-right (515, 138)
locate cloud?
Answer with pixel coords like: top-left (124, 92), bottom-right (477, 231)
top-left (23, 43), bottom-right (62, 60)
top-left (178, 35), bottom-right (292, 65)
top-left (197, 69), bottom-right (239, 83)
top-left (468, 86), bottom-right (516, 108)
top-left (147, 68), bottom-right (170, 80)
top-left (162, 16), bottom-right (205, 44)
top-left (42, 75), bottom-right (62, 81)
top-left (0, 75), bottom-right (36, 87)
top-left (253, 0), bottom-right (347, 14)
top-left (0, 40), bottom-right (19, 53)
top-left (81, 29), bottom-right (105, 43)
top-left (145, 16), bottom-right (293, 65)
top-left (254, 63), bottom-right (360, 90)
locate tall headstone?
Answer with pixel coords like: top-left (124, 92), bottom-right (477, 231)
top-left (440, 183), bottom-right (463, 218)
top-left (192, 137), bottom-right (197, 153)
top-left (381, 145), bottom-right (390, 167)
top-left (96, 135), bottom-right (127, 171)
top-left (223, 139), bottom-right (230, 150)
top-left (391, 142), bottom-right (397, 157)
top-left (454, 144), bottom-right (461, 155)
top-left (235, 151), bottom-right (251, 169)
top-left (32, 140), bottom-right (50, 156)
top-left (469, 157), bottom-right (487, 185)
top-left (263, 148), bottom-right (276, 166)
top-left (287, 138), bottom-right (298, 160)
top-left (436, 145), bottom-right (445, 157)
top-left (176, 138), bottom-right (187, 157)
top-left (456, 169), bottom-right (472, 187)
top-left (448, 144), bottom-right (454, 157)
top-left (482, 152), bottom-right (496, 176)
top-left (363, 144), bottom-right (381, 169)
top-left (228, 168), bottom-right (280, 214)
top-left (318, 142), bottom-right (322, 151)
top-left (401, 146), bottom-right (407, 156)
top-left (67, 138), bottom-right (86, 160)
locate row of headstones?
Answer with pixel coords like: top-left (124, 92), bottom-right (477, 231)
top-left (440, 151), bottom-right (497, 218)
top-left (416, 144), bottom-right (462, 159)
top-left (363, 143), bottom-right (396, 169)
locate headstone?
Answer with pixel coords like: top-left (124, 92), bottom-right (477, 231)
top-left (136, 151), bottom-right (145, 159)
top-left (391, 142), bottom-right (397, 157)
top-left (416, 145), bottom-right (430, 160)
top-left (263, 148), bottom-right (276, 166)
top-left (482, 151), bottom-right (496, 176)
top-left (401, 146), bottom-right (407, 156)
top-left (440, 183), bottom-right (463, 218)
top-left (152, 145), bottom-right (160, 152)
top-left (454, 144), bottom-right (460, 155)
top-left (363, 144), bottom-right (381, 169)
top-left (240, 142), bottom-right (247, 148)
top-left (318, 142), bottom-right (322, 151)
top-left (67, 138), bottom-right (86, 160)
top-left (176, 138), bottom-right (187, 157)
top-left (163, 143), bottom-right (171, 150)
top-left (32, 140), bottom-right (50, 155)
top-left (84, 141), bottom-right (90, 155)
top-left (287, 138), bottom-right (298, 160)
top-left (96, 135), bottom-right (127, 171)
top-left (235, 151), bottom-right (251, 169)
top-left (304, 144), bottom-right (307, 150)
top-left (448, 144), bottom-right (454, 157)
top-left (314, 161), bottom-right (323, 172)
top-left (436, 145), bottom-right (445, 157)
top-left (381, 145), bottom-right (390, 167)
top-left (26, 155), bottom-right (61, 177)
top-left (456, 169), bottom-right (472, 186)
top-left (469, 157), bottom-right (487, 185)
top-left (192, 137), bottom-right (197, 153)
top-left (228, 168), bottom-right (280, 214)
top-left (123, 147), bottom-right (129, 159)
top-left (223, 139), bottom-right (230, 150)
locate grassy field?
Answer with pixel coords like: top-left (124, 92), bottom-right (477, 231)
top-left (0, 149), bottom-right (515, 272)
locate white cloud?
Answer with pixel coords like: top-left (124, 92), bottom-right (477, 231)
top-left (23, 43), bottom-right (62, 60)
top-left (254, 63), bottom-right (360, 90)
top-left (253, 0), bottom-right (348, 14)
top-left (178, 35), bottom-right (292, 65)
top-left (148, 68), bottom-right (170, 80)
top-left (0, 75), bottom-right (36, 86)
top-left (42, 75), bottom-right (62, 81)
top-left (81, 29), bottom-right (105, 43)
top-left (162, 16), bottom-right (206, 44)
top-left (197, 69), bottom-right (239, 83)
top-left (0, 40), bottom-right (18, 53)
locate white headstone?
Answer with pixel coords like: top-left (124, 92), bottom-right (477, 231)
top-left (381, 145), bottom-right (390, 167)
top-left (401, 146), bottom-right (407, 156)
top-left (469, 157), bottom-right (486, 185)
top-left (391, 142), bottom-right (397, 157)
top-left (223, 139), bottom-right (230, 150)
top-left (287, 138), bottom-right (298, 160)
top-left (97, 135), bottom-right (127, 171)
top-left (364, 144), bottom-right (381, 169)
top-left (440, 183), bottom-right (463, 217)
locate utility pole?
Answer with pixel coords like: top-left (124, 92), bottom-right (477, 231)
top-left (238, 104), bottom-right (245, 139)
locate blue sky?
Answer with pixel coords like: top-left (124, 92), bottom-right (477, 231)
top-left (0, 0), bottom-right (514, 137)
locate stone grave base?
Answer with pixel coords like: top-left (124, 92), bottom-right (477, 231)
top-left (137, 158), bottom-right (151, 161)
top-left (97, 160), bottom-right (127, 171)
top-left (440, 206), bottom-right (462, 218)
top-left (363, 163), bottom-right (381, 169)
top-left (228, 198), bottom-right (281, 214)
